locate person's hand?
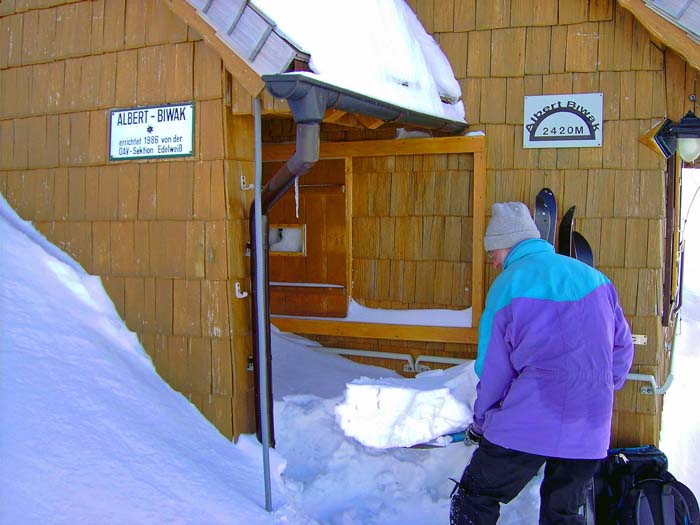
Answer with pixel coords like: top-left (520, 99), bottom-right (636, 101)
top-left (465, 423), bottom-right (483, 446)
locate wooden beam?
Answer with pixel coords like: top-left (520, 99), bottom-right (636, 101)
top-left (263, 134), bottom-right (487, 161)
top-left (471, 148), bottom-right (487, 327)
top-left (271, 318), bottom-right (479, 344)
top-left (618, 0), bottom-right (700, 73)
top-left (163, 0), bottom-right (265, 96)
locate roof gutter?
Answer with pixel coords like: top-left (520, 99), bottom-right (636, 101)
top-left (250, 73), bottom-right (468, 456)
top-left (263, 72), bottom-right (468, 133)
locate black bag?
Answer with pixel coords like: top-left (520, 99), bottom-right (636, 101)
top-left (592, 445), bottom-right (699, 525)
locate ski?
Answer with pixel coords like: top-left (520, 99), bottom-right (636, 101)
top-left (572, 231), bottom-right (595, 267)
top-left (534, 188), bottom-right (557, 245)
top-left (558, 205), bottom-right (576, 257)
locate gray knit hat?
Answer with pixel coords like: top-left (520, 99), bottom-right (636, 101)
top-left (484, 202), bottom-right (540, 251)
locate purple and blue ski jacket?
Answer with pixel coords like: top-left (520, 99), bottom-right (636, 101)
top-left (473, 238), bottom-right (634, 459)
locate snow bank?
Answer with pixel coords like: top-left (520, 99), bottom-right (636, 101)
top-left (335, 362), bottom-right (479, 448)
top-left (0, 193), bottom-right (291, 524)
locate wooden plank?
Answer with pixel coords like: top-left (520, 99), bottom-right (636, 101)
top-left (639, 170), bottom-right (664, 219)
top-left (232, 333), bottom-right (256, 437)
top-left (566, 22), bottom-right (599, 72)
top-left (612, 3), bottom-right (634, 71)
top-left (437, 32), bottom-right (466, 78)
top-left (483, 124), bottom-right (514, 169)
top-left (475, 0), bottom-right (510, 29)
top-left (201, 279), bottom-right (231, 338)
top-left (102, 0), bottom-right (127, 53)
top-left (124, 276), bottom-right (145, 331)
top-left (156, 278), bottom-right (174, 333)
top-left (422, 216), bottom-right (445, 259)
top-left (646, 219), bottom-right (664, 268)
top-left (185, 221), bottom-right (206, 279)
top-left (630, 17), bottom-right (652, 71)
top-left (271, 317), bottom-right (478, 344)
top-left (167, 42), bottom-right (194, 102)
top-left (599, 218), bottom-right (626, 267)
top-left (586, 169), bottom-right (615, 217)
top-left (305, 193), bottom-right (328, 281)
top-left (614, 170), bottom-right (640, 217)
top-left (562, 169), bottom-right (588, 215)
top-left (480, 78), bottom-right (507, 123)
top-left (413, 171), bottom-right (436, 215)
top-left (559, 0), bottom-right (588, 24)
top-left (635, 267), bottom-right (661, 316)
top-left (630, 316), bottom-right (662, 365)
top-left (589, 0), bottom-right (613, 21)
top-left (110, 221), bottom-right (135, 275)
top-left (205, 220), bottom-right (228, 280)
top-left (157, 162), bottom-right (193, 220)
top-left (0, 14), bottom-right (23, 69)
top-left (189, 337), bottom-right (212, 394)
top-left (467, 30), bottom-right (492, 78)
top-left (115, 49), bottom-right (138, 107)
top-left (612, 267), bottom-right (639, 315)
top-left (549, 25), bottom-right (567, 74)
top-left (264, 135), bottom-right (486, 162)
top-left (124, 0), bottom-right (147, 49)
top-left (624, 218), bottom-right (649, 268)
top-left (117, 164), bottom-right (140, 220)
top-left (173, 279), bottom-right (202, 336)
top-left (138, 163), bottom-right (158, 220)
top-left (92, 221), bottom-right (111, 275)
top-left (454, 0), bottom-right (476, 31)
top-left (492, 28), bottom-right (525, 77)
top-left (98, 165), bottom-right (120, 220)
top-left (134, 221), bottom-right (150, 276)
top-left (434, 261), bottom-right (454, 306)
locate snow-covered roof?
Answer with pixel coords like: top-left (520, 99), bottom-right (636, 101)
top-left (621, 0), bottom-right (700, 71)
top-left (183, 0), bottom-right (466, 125)
top-left (643, 0), bottom-right (700, 41)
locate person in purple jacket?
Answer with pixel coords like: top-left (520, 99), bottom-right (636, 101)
top-left (450, 202), bottom-right (634, 525)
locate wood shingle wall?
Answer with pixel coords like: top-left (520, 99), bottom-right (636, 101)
top-left (0, 0), bottom-right (256, 438)
top-left (352, 153), bottom-right (474, 310)
top-left (409, 0), bottom-right (698, 446)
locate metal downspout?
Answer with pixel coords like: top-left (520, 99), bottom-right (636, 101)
top-left (250, 122), bottom-right (320, 453)
top-left (252, 97), bottom-right (272, 511)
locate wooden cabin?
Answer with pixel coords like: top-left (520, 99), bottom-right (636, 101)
top-left (1, 0), bottom-right (698, 448)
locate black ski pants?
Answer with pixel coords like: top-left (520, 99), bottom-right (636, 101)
top-left (450, 438), bottom-right (600, 525)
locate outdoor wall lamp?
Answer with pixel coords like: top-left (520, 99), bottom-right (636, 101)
top-left (646, 95), bottom-right (700, 163)
top-left (673, 108), bottom-right (700, 162)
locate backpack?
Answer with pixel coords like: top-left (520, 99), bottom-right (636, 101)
top-left (592, 445), bottom-right (699, 525)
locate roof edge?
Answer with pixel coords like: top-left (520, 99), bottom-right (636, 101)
top-left (164, 0), bottom-right (265, 96)
top-left (619, 0), bottom-right (700, 72)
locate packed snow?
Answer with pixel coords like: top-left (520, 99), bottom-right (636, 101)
top-left (273, 298), bottom-right (472, 327)
top-left (252, 0), bottom-right (466, 123)
top-left (336, 364), bottom-right (478, 448)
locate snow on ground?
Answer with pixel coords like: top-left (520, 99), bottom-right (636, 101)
top-left (660, 168), bottom-right (700, 498)
top-left (0, 192), bottom-right (542, 524)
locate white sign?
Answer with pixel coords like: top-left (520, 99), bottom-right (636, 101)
top-left (523, 93), bottom-right (603, 148)
top-left (109, 102), bottom-right (194, 160)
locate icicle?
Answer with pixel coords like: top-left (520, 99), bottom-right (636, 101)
top-left (294, 177), bottom-right (299, 218)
